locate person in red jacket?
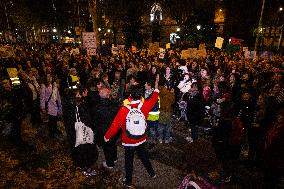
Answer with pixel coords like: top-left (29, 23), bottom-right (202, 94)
top-left (104, 75), bottom-right (160, 188)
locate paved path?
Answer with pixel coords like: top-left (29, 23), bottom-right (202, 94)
top-left (97, 146), bottom-right (185, 189)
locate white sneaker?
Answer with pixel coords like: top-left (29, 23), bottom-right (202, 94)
top-left (102, 161), bottom-right (114, 169)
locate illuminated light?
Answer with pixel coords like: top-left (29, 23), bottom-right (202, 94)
top-left (10, 77), bottom-right (19, 81)
top-left (53, 28), bottom-right (57, 33)
top-left (107, 29), bottom-right (111, 33)
top-left (102, 40), bottom-right (106, 45)
top-left (0, 32), bottom-right (2, 35)
top-left (176, 27), bottom-right (180, 32)
top-left (98, 28), bottom-right (101, 31)
top-left (67, 30), bottom-right (71, 34)
top-left (197, 25), bottom-right (201, 30)
top-left (219, 9), bottom-right (222, 12)
top-left (229, 38), bottom-right (231, 43)
top-left (280, 7), bottom-right (283, 11)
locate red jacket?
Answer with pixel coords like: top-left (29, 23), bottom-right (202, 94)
top-left (104, 89), bottom-right (160, 146)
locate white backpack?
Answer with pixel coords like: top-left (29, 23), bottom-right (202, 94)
top-left (125, 102), bottom-right (147, 139)
top-left (74, 106), bottom-right (94, 147)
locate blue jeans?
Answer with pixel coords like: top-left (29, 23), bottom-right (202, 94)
top-left (148, 121), bottom-right (159, 142)
top-left (158, 123), bottom-right (171, 141)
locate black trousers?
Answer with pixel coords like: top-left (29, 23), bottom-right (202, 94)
top-left (102, 139), bottom-right (117, 167)
top-left (48, 115), bottom-right (60, 138)
top-left (124, 143), bottom-right (155, 185)
top-left (9, 118), bottom-right (23, 144)
top-left (31, 100), bottom-right (41, 126)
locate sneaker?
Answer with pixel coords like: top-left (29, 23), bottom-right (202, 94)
top-left (119, 177), bottom-right (133, 188)
top-left (103, 161), bottom-right (114, 169)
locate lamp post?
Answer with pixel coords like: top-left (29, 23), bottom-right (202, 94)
top-left (254, 0), bottom-right (266, 52)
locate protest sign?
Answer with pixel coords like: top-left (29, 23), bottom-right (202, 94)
top-left (166, 43), bottom-right (171, 49)
top-left (82, 32), bottom-right (97, 55)
top-left (215, 37), bottom-right (224, 49)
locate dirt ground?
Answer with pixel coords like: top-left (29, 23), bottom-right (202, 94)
top-left (0, 117), bottom-right (281, 189)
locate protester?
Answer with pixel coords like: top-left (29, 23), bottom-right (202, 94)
top-left (104, 75), bottom-right (160, 188)
top-left (94, 88), bottom-right (119, 169)
top-left (40, 74), bottom-right (62, 139)
top-left (144, 79), bottom-right (160, 144)
top-left (63, 87), bottom-right (98, 176)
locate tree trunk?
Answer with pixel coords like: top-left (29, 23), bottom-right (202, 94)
top-left (89, 0), bottom-right (99, 47)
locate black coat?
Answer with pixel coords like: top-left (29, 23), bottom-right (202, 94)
top-left (63, 100), bottom-right (98, 168)
top-left (93, 98), bottom-right (119, 145)
top-left (186, 92), bottom-right (205, 125)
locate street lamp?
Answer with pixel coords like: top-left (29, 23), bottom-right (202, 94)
top-left (197, 25), bottom-right (201, 30)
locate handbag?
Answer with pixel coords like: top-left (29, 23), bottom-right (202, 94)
top-left (74, 106), bottom-right (94, 147)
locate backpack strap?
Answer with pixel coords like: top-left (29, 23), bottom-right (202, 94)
top-left (125, 105), bottom-right (132, 110)
top-left (75, 106), bottom-right (81, 122)
top-left (137, 102), bottom-right (143, 110)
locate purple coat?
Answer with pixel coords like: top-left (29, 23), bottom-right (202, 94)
top-left (40, 83), bottom-right (62, 117)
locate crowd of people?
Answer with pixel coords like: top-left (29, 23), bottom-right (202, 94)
top-left (0, 42), bottom-right (283, 188)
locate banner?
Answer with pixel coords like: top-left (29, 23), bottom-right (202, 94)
top-left (215, 37), bottom-right (224, 49)
top-left (82, 32), bottom-right (97, 55)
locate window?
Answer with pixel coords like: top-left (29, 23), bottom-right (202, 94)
top-left (150, 3), bottom-right (162, 22)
